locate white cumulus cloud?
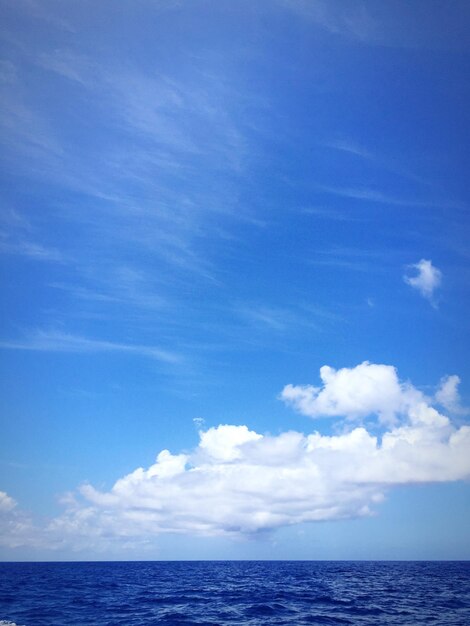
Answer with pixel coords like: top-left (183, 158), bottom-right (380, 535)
top-left (0, 491), bottom-right (43, 549)
top-left (2, 363), bottom-right (470, 551)
top-left (404, 258), bottom-right (442, 303)
top-left (198, 424), bottom-right (262, 461)
top-left (281, 361), bottom-right (416, 423)
top-left (42, 363), bottom-right (470, 548)
top-left (0, 491), bottom-right (16, 512)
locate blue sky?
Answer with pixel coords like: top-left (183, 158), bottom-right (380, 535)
top-left (1, 0), bottom-right (469, 560)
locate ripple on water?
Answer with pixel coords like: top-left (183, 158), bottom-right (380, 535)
top-left (0, 561), bottom-right (469, 626)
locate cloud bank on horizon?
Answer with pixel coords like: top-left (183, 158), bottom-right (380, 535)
top-left (1, 362), bottom-right (469, 551)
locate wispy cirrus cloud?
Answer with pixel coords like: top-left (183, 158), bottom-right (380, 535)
top-left (316, 184), bottom-right (465, 213)
top-left (300, 207), bottom-right (361, 221)
top-left (1, 0), bottom-right (74, 33)
top-left (308, 258), bottom-right (373, 273)
top-left (0, 238), bottom-right (64, 261)
top-left (37, 48), bottom-right (249, 172)
top-left (0, 40), bottom-right (270, 373)
top-left (276, 0), bottom-right (376, 42)
top-left (321, 137), bottom-right (430, 185)
top-left (277, 0), bottom-right (470, 51)
top-left (50, 265), bottom-right (167, 312)
top-left (1, 44), bottom-right (261, 285)
top-left (321, 138), bottom-right (372, 159)
top-left (0, 78), bottom-right (63, 162)
top-left (0, 207), bottom-right (64, 262)
top-left (234, 303), bottom-right (324, 333)
top-left (0, 330), bottom-right (181, 364)
top-left (317, 185), bottom-right (432, 207)
top-left (307, 246), bottom-right (400, 274)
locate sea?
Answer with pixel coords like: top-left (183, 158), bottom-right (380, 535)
top-left (0, 561), bottom-right (469, 625)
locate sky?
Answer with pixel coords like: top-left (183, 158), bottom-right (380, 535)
top-left (0, 0), bottom-right (470, 561)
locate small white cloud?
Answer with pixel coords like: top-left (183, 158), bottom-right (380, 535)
top-left (281, 361), bottom-right (409, 423)
top-left (193, 417), bottom-right (205, 429)
top-left (404, 259), bottom-right (442, 303)
top-left (0, 491), bottom-right (16, 512)
top-left (435, 375), bottom-right (468, 415)
top-left (199, 424), bottom-right (262, 462)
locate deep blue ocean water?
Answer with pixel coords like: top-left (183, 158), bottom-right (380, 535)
top-left (0, 561), bottom-right (469, 626)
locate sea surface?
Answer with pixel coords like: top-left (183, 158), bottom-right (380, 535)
top-left (0, 561), bottom-right (469, 626)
